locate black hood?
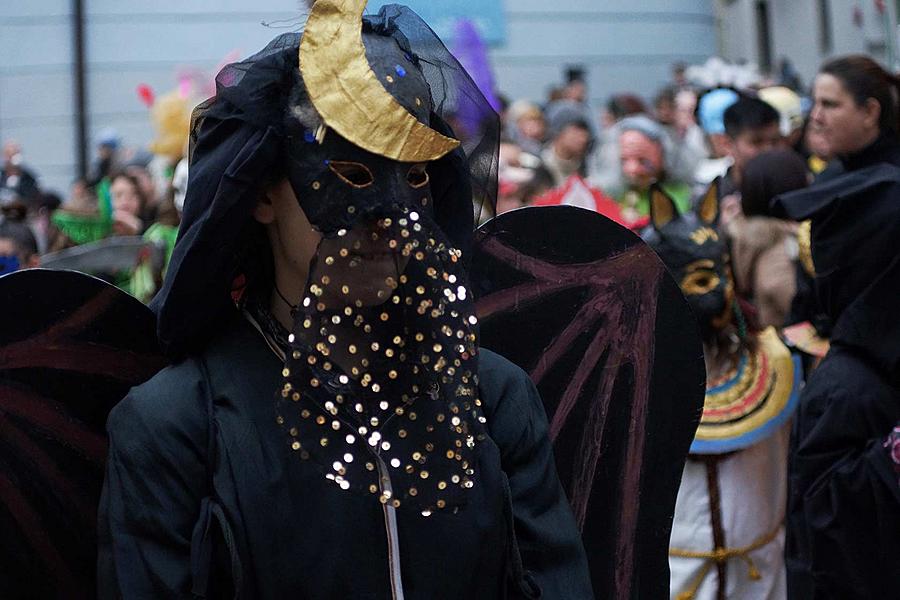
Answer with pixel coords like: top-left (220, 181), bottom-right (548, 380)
top-left (774, 163), bottom-right (900, 383)
top-left (150, 7), bottom-right (499, 360)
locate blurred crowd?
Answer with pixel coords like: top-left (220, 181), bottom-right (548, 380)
top-left (488, 56), bottom-right (889, 334)
top-left (0, 93), bottom-right (190, 302)
top-left (495, 60), bottom-right (811, 232)
top-left (0, 52), bottom-right (891, 332)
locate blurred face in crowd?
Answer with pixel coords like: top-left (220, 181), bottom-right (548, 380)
top-left (620, 129), bottom-right (664, 190)
top-left (655, 98), bottom-right (676, 126)
top-left (810, 73), bottom-right (881, 157)
top-left (554, 124), bottom-right (591, 161)
top-left (563, 80), bottom-right (587, 104)
top-left (110, 175), bottom-right (145, 236)
top-left (727, 122), bottom-right (781, 178)
top-left (0, 237), bottom-right (38, 273)
top-left (2, 141), bottom-right (22, 171)
top-left (517, 114), bottom-right (546, 142)
top-left (111, 175), bottom-right (142, 217)
top-left (0, 238), bottom-right (21, 273)
top-left (675, 90), bottom-right (698, 132)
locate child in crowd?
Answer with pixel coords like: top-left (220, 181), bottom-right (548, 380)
top-left (0, 219), bottom-right (39, 274)
top-left (718, 97), bottom-right (781, 223)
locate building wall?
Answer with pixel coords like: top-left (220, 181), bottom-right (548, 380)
top-left (0, 1), bottom-right (76, 190)
top-left (492, 0), bottom-right (716, 107)
top-left (1, 0), bottom-right (300, 194)
top-left (716, 0), bottom-right (898, 90)
top-left (2, 0), bottom-right (716, 194)
top-left (715, 0), bottom-right (759, 67)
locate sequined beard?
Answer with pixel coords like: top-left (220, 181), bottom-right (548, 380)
top-left (275, 206), bottom-right (487, 515)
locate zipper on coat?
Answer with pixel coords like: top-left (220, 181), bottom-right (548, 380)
top-left (376, 455), bottom-right (405, 600)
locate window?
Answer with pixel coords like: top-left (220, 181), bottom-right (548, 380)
top-left (818, 0), bottom-right (833, 54)
top-left (756, 1), bottom-right (773, 72)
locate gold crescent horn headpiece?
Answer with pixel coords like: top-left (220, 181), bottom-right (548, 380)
top-left (299, 0), bottom-right (460, 162)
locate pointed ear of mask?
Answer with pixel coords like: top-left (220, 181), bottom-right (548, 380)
top-left (650, 183), bottom-right (679, 231)
top-left (697, 179), bottom-right (720, 226)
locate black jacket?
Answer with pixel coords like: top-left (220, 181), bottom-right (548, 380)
top-left (778, 163), bottom-right (900, 599)
top-left (97, 314), bottom-right (592, 599)
top-left (788, 133), bottom-right (900, 332)
top-left (786, 346), bottom-right (900, 598)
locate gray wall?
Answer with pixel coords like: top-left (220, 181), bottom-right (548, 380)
top-left (2, 0), bottom-right (716, 195)
top-left (716, 0), bottom-right (898, 90)
top-left (1, 0), bottom-right (76, 191)
top-left (491, 0), bottom-right (716, 106)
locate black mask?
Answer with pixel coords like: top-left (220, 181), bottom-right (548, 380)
top-left (643, 183), bottom-right (733, 340)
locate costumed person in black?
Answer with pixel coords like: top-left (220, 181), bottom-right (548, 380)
top-left (644, 184), bottom-right (800, 600)
top-left (788, 55), bottom-right (900, 347)
top-left (774, 81), bottom-right (900, 597)
top-left (97, 2), bottom-right (591, 598)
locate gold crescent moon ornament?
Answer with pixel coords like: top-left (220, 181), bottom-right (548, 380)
top-left (299, 0), bottom-right (461, 162)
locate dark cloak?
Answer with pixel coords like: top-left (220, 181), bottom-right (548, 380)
top-left (774, 164), bottom-right (900, 599)
top-left (96, 312), bottom-right (592, 598)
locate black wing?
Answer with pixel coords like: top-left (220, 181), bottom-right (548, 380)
top-left (471, 206), bottom-right (704, 599)
top-left (0, 269), bottom-right (166, 598)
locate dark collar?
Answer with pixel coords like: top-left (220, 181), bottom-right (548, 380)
top-left (839, 133), bottom-right (900, 172)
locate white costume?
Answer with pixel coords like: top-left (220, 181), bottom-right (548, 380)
top-left (668, 328), bottom-right (800, 600)
top-left (669, 424), bottom-right (789, 599)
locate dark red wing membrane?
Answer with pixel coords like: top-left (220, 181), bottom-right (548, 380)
top-left (0, 269), bottom-right (166, 598)
top-left (471, 206), bottom-right (704, 599)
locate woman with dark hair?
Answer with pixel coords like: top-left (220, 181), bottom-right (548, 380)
top-left (776, 54), bottom-right (900, 599)
top-left (811, 54), bottom-right (900, 177)
top-left (789, 55), bottom-right (900, 341)
top-left (108, 170), bottom-right (149, 236)
top-left (727, 149), bottom-right (808, 329)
